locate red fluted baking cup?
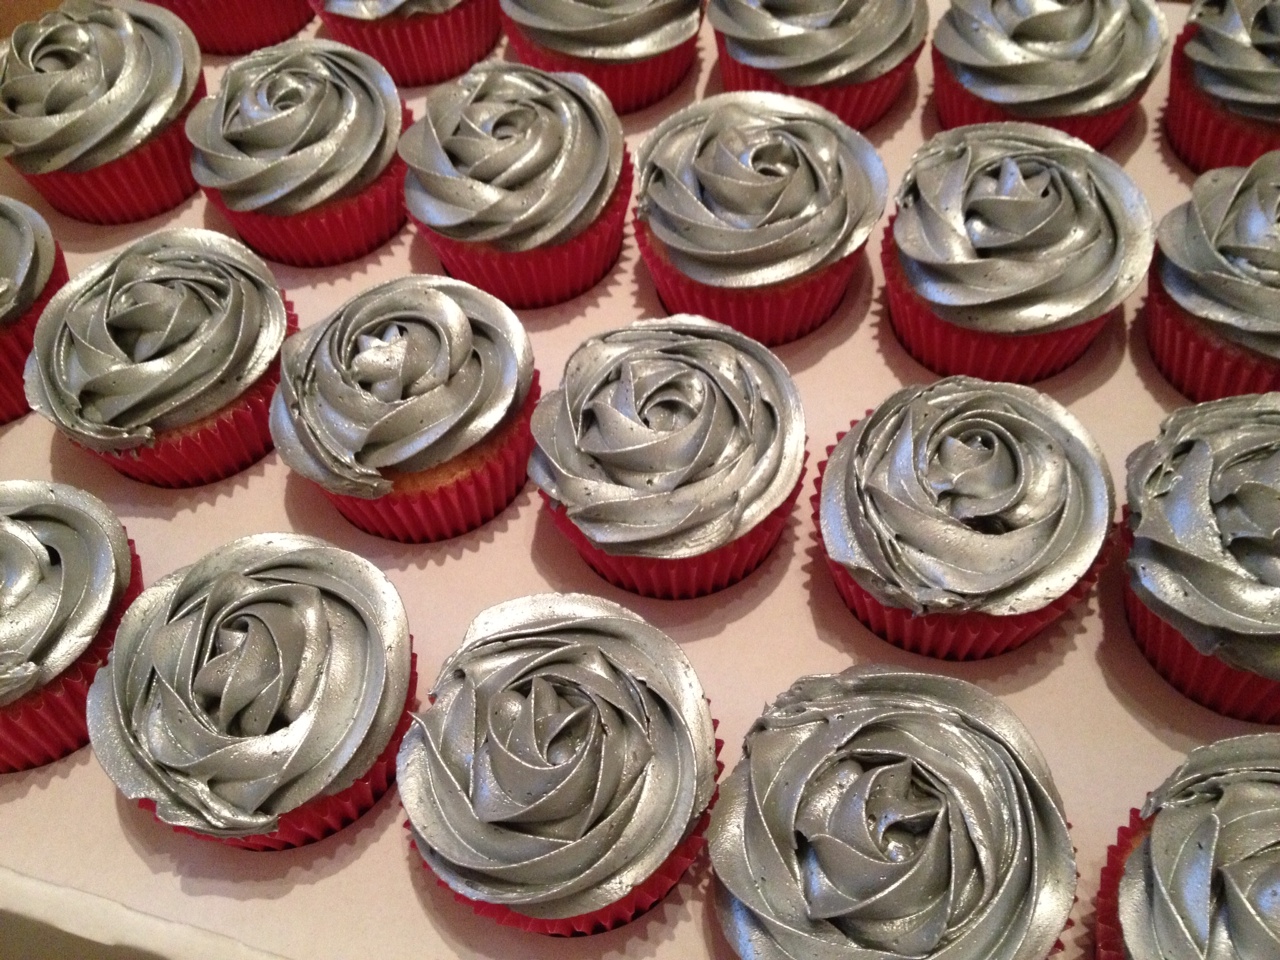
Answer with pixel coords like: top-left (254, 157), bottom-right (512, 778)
top-left (0, 540), bottom-right (143, 774)
top-left (1094, 809), bottom-right (1150, 960)
top-left (0, 243), bottom-right (68, 426)
top-left (150, 0), bottom-right (313, 54)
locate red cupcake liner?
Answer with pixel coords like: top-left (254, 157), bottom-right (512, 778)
top-left (881, 221), bottom-right (1115, 383)
top-left (15, 74), bottom-right (206, 225)
top-left (0, 244), bottom-right (68, 426)
top-left (151, 0), bottom-right (313, 54)
top-left (0, 540), bottom-right (143, 774)
top-left (1094, 809), bottom-right (1150, 960)
top-left (634, 219), bottom-right (862, 346)
top-left (412, 151), bottom-right (632, 310)
top-left (321, 372), bottom-right (541, 543)
top-left (715, 34), bottom-right (922, 131)
top-left (309, 0), bottom-right (500, 86)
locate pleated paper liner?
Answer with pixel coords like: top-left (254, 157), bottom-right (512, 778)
top-left (151, 0), bottom-right (313, 54)
top-left (0, 244), bottom-right (68, 426)
top-left (1094, 809), bottom-right (1150, 960)
top-left (412, 152), bottom-right (632, 310)
top-left (320, 372), bottom-right (541, 543)
top-left (0, 541), bottom-right (143, 774)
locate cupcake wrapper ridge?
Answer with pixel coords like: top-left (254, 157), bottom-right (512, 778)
top-left (151, 0), bottom-right (313, 54)
top-left (1094, 810), bottom-right (1150, 960)
top-left (0, 244), bottom-right (68, 426)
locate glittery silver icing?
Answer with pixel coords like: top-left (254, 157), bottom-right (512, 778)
top-left (1118, 734), bottom-right (1280, 960)
top-left (934, 0), bottom-right (1167, 118)
top-left (1185, 0), bottom-right (1280, 123)
top-left (185, 38), bottom-right (402, 216)
top-left (0, 481), bottom-right (131, 709)
top-left (498, 0), bottom-right (700, 60)
top-left (270, 276), bottom-right (534, 499)
top-left (636, 92), bottom-right (888, 290)
top-left (0, 0), bottom-right (200, 174)
top-left (0, 198), bottom-right (55, 326)
top-left (1125, 394), bottom-right (1280, 681)
top-left (710, 667), bottom-right (1076, 960)
top-left (400, 63), bottom-right (623, 254)
top-left (86, 533), bottom-right (411, 838)
top-left (399, 592), bottom-right (716, 919)
top-left (893, 123), bottom-right (1153, 333)
top-left (820, 376), bottom-right (1114, 616)
top-left (24, 228), bottom-right (288, 453)
top-left (323, 0), bottom-right (461, 17)
top-left (528, 316), bottom-right (806, 559)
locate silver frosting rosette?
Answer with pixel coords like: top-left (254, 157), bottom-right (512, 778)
top-left (399, 593), bottom-right (717, 923)
top-left (86, 533), bottom-right (412, 839)
top-left (710, 667), bottom-right (1076, 960)
top-left (324, 0), bottom-right (462, 16)
top-left (1185, 0), bottom-right (1280, 122)
top-left (498, 0), bottom-right (700, 60)
top-left (0, 198), bottom-right (56, 326)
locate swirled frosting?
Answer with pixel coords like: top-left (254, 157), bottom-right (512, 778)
top-left (893, 123), bottom-right (1152, 332)
top-left (185, 39), bottom-right (401, 216)
top-left (934, 0), bottom-right (1167, 118)
top-left (1185, 0), bottom-right (1280, 123)
top-left (86, 533), bottom-right (411, 838)
top-left (0, 198), bottom-right (56, 326)
top-left (270, 276), bottom-right (534, 499)
top-left (400, 63), bottom-right (623, 253)
top-left (0, 481), bottom-right (131, 709)
top-left (710, 667), bottom-right (1076, 960)
top-left (24, 228), bottom-right (288, 453)
top-left (528, 316), bottom-right (806, 559)
top-left (1125, 394), bottom-right (1280, 681)
top-left (323, 0), bottom-right (461, 17)
top-left (399, 592), bottom-right (717, 919)
top-left (636, 92), bottom-right (888, 289)
top-left (1119, 734), bottom-right (1280, 960)
top-left (498, 0), bottom-right (700, 60)
top-left (820, 376), bottom-right (1113, 616)
top-left (0, 0), bottom-right (200, 174)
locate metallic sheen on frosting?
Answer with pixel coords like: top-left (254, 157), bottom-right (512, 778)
top-left (1125, 394), bottom-right (1280, 681)
top-left (399, 592), bottom-right (717, 919)
top-left (1186, 0), bottom-right (1280, 123)
top-left (270, 276), bottom-right (534, 499)
top-left (24, 228), bottom-right (288, 453)
top-left (86, 533), bottom-right (411, 838)
top-left (400, 63), bottom-right (623, 254)
top-left (528, 316), bottom-right (806, 559)
top-left (636, 92), bottom-right (889, 289)
top-left (821, 376), bottom-right (1114, 616)
top-left (710, 667), bottom-right (1076, 960)
top-left (0, 198), bottom-right (55, 326)
top-left (894, 123), bottom-right (1153, 332)
top-left (498, 0), bottom-right (700, 60)
top-left (323, 0), bottom-right (461, 17)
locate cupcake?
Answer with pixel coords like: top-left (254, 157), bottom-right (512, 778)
top-left (1122, 394), bottom-right (1280, 724)
top-left (711, 667), bottom-right (1076, 960)
top-left (635, 92), bottom-right (888, 346)
top-left (400, 63), bottom-right (629, 309)
top-left (150, 0), bottom-right (313, 54)
top-left (270, 276), bottom-right (538, 543)
top-left (24, 228), bottom-right (294, 488)
top-left (0, 0), bottom-right (204, 224)
top-left (528, 316), bottom-right (807, 600)
top-left (932, 0), bottom-right (1167, 151)
top-left (817, 377), bottom-right (1114, 660)
top-left (399, 592), bottom-right (718, 935)
top-left (885, 123), bottom-right (1153, 383)
top-left (186, 39), bottom-right (408, 268)
top-left (0, 482), bottom-right (142, 774)
top-left (86, 533), bottom-right (415, 850)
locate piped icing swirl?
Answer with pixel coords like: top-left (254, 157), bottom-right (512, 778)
top-left (820, 376), bottom-right (1113, 616)
top-left (270, 276), bottom-right (534, 499)
top-left (710, 667), bottom-right (1076, 960)
top-left (0, 0), bottom-right (200, 174)
top-left (1125, 394), bottom-right (1280, 681)
top-left (86, 533), bottom-right (411, 838)
top-left (323, 0), bottom-right (461, 17)
top-left (893, 123), bottom-right (1153, 333)
top-left (185, 38), bottom-right (401, 216)
top-left (400, 63), bottom-right (623, 253)
top-left (24, 228), bottom-right (288, 453)
top-left (398, 592), bottom-right (717, 919)
top-left (528, 316), bottom-right (806, 559)
top-left (1185, 0), bottom-right (1280, 123)
top-left (498, 0), bottom-right (700, 60)
top-left (0, 198), bottom-right (56, 326)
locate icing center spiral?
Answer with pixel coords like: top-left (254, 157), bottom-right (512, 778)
top-left (1186, 0), bottom-right (1280, 122)
top-left (498, 0), bottom-right (701, 60)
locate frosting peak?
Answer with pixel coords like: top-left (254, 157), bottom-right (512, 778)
top-left (1186, 0), bottom-right (1280, 122)
top-left (498, 0), bottom-right (701, 60)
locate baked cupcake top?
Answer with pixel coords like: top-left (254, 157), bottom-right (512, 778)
top-left (0, 0), bottom-right (201, 175)
top-left (893, 122), bottom-right (1152, 333)
top-left (528, 315), bottom-right (806, 559)
top-left (24, 228), bottom-right (288, 453)
top-left (323, 0), bottom-right (461, 17)
top-left (398, 592), bottom-right (717, 920)
top-left (1126, 393), bottom-right (1280, 681)
top-left (933, 0), bottom-right (1167, 118)
top-left (0, 198), bottom-right (56, 326)
top-left (186, 38), bottom-right (402, 216)
top-left (1185, 0), bottom-right (1280, 123)
top-left (0, 481), bottom-right (132, 709)
top-left (820, 376), bottom-right (1113, 616)
top-left (270, 276), bottom-right (535, 499)
top-left (710, 667), bottom-right (1076, 960)
top-left (86, 532), bottom-right (411, 838)
top-left (498, 0), bottom-right (700, 61)
top-left (636, 92), bottom-right (888, 289)
top-left (400, 63), bottom-right (624, 253)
